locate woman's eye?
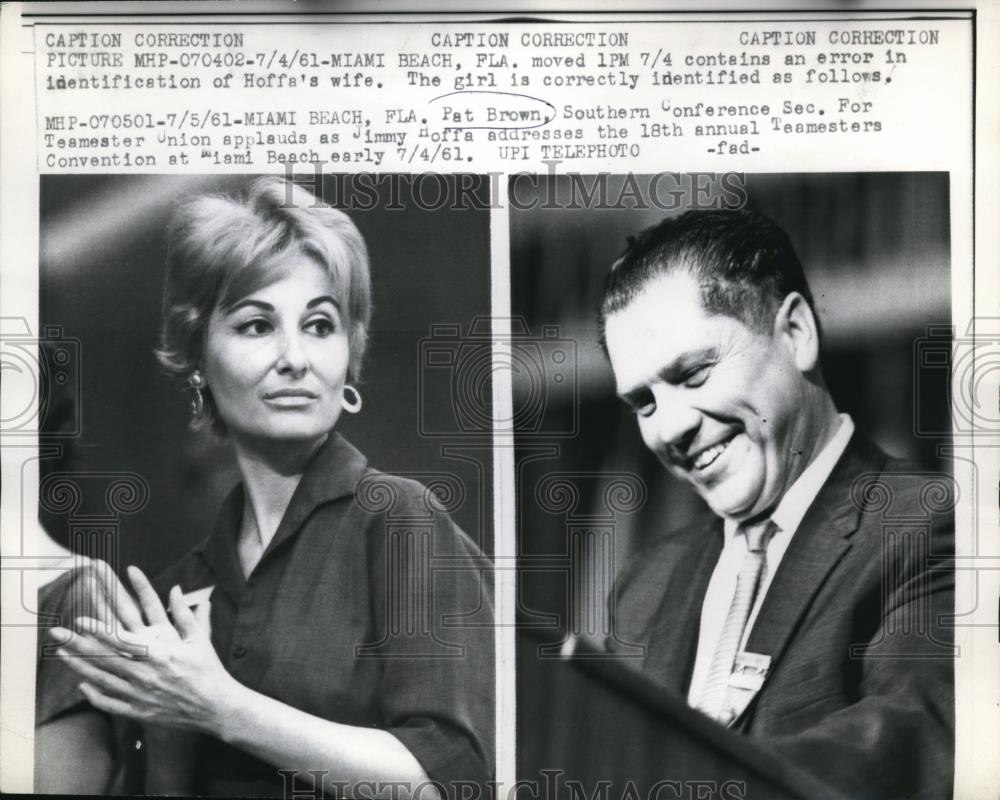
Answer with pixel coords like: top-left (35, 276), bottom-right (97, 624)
top-left (237, 319), bottom-right (272, 336)
top-left (305, 317), bottom-right (336, 336)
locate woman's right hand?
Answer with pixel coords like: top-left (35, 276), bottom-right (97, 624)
top-left (51, 566), bottom-right (240, 738)
top-left (43, 561), bottom-right (202, 793)
top-left (57, 558), bottom-right (147, 633)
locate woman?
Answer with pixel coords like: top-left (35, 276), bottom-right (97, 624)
top-left (51, 177), bottom-right (494, 798)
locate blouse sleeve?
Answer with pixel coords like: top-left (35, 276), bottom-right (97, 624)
top-left (363, 475), bottom-right (495, 797)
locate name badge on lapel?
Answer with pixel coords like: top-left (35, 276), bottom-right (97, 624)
top-left (730, 651), bottom-right (771, 691)
top-left (721, 652), bottom-right (772, 725)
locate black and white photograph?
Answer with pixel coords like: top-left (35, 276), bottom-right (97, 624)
top-left (0, 4), bottom-right (995, 799)
top-left (30, 173), bottom-right (495, 797)
top-left (512, 173), bottom-right (956, 799)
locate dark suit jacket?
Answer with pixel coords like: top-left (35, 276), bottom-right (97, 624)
top-left (609, 433), bottom-right (954, 799)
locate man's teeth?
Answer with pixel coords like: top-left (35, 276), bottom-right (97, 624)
top-left (693, 438), bottom-right (731, 469)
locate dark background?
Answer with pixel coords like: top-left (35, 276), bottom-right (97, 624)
top-left (510, 172), bottom-right (953, 770)
top-left (39, 173), bottom-right (494, 574)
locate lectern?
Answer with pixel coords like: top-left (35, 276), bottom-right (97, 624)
top-left (517, 630), bottom-right (844, 800)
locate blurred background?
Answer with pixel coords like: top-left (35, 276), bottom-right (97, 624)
top-left (38, 174), bottom-right (494, 574)
top-left (511, 172), bottom-right (953, 764)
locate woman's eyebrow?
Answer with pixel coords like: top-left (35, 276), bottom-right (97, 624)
top-left (228, 299), bottom-right (274, 313)
top-left (307, 295), bottom-right (340, 309)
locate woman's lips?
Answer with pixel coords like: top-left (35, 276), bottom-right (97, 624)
top-left (263, 389), bottom-right (319, 407)
top-left (264, 389), bottom-right (318, 399)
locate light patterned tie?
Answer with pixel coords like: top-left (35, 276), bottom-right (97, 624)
top-left (695, 519), bottom-right (776, 723)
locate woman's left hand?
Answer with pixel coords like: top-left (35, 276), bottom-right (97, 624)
top-left (50, 566), bottom-right (237, 737)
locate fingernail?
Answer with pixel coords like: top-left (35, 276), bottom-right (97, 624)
top-left (48, 628), bottom-right (70, 644)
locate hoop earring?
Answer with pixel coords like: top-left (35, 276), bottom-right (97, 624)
top-left (187, 371), bottom-right (205, 423)
top-left (342, 385), bottom-right (362, 414)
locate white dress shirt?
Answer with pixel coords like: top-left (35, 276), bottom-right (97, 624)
top-left (686, 415), bottom-right (855, 706)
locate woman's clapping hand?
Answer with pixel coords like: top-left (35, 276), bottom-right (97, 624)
top-left (50, 566), bottom-right (236, 737)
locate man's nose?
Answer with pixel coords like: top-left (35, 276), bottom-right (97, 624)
top-left (276, 330), bottom-right (309, 375)
top-left (649, 392), bottom-right (701, 451)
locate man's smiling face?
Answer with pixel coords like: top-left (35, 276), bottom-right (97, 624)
top-left (604, 270), bottom-right (814, 522)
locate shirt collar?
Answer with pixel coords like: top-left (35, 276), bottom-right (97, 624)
top-left (724, 414), bottom-right (855, 541)
top-left (199, 432), bottom-right (370, 593)
top-left (283, 431), bottom-right (370, 512)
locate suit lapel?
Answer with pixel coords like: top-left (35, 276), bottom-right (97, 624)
top-left (643, 517), bottom-right (723, 693)
top-left (742, 434), bottom-right (886, 672)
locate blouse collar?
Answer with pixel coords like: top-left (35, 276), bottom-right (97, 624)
top-left (199, 432), bottom-right (369, 594)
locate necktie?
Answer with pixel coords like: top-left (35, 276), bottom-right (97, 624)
top-left (695, 519), bottom-right (776, 723)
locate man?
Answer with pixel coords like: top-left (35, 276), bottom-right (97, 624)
top-left (599, 210), bottom-right (954, 799)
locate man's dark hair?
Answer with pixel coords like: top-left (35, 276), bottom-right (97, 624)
top-left (598, 209), bottom-right (818, 353)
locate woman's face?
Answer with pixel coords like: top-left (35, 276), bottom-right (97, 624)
top-left (202, 255), bottom-right (351, 447)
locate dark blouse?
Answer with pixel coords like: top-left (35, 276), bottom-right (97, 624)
top-left (148, 433), bottom-right (495, 797)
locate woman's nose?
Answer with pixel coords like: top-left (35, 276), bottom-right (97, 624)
top-left (275, 330), bottom-right (309, 375)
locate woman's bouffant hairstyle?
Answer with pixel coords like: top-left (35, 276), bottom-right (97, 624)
top-left (156, 177), bottom-right (372, 433)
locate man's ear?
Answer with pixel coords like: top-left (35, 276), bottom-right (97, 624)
top-left (773, 292), bottom-right (820, 372)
